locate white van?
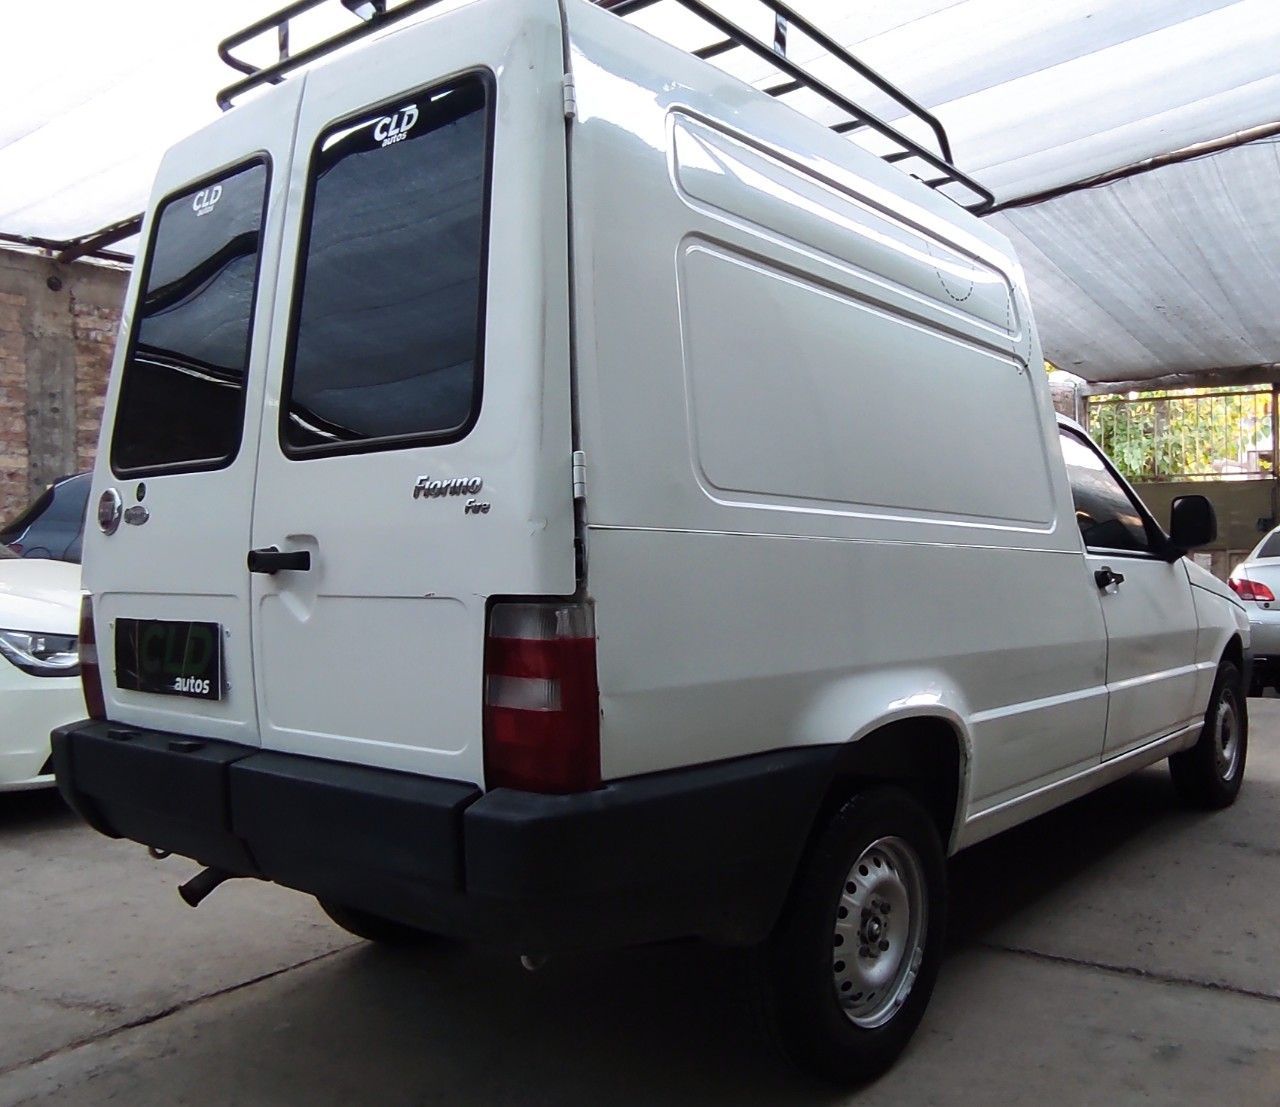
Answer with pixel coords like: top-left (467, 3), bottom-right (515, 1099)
top-left (55, 0), bottom-right (1250, 1081)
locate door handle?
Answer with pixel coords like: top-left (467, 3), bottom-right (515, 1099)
top-left (1094, 566), bottom-right (1125, 591)
top-left (247, 546), bottom-right (311, 575)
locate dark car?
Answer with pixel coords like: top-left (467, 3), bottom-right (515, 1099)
top-left (0, 473), bottom-right (91, 563)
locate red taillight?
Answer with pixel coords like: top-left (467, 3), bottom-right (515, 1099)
top-left (79, 594), bottom-right (106, 720)
top-left (484, 600), bottom-right (600, 793)
top-left (1229, 576), bottom-right (1275, 602)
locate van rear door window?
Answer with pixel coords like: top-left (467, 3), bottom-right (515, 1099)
top-left (281, 73), bottom-right (492, 455)
top-left (111, 161), bottom-right (268, 474)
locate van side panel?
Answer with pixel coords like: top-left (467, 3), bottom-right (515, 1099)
top-left (563, 0), bottom-right (1109, 819)
top-left (679, 243), bottom-right (1051, 524)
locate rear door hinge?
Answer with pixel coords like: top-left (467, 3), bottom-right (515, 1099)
top-left (572, 449), bottom-right (587, 500)
top-left (562, 73), bottom-right (578, 121)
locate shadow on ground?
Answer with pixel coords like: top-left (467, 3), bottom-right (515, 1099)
top-left (947, 764), bottom-right (1201, 946)
top-left (4, 757), bottom-right (1259, 1105)
top-left (0, 787), bottom-right (74, 834)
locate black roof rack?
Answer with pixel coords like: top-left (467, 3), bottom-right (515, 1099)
top-left (215, 0), bottom-right (992, 214)
top-left (216, 0), bottom-right (453, 111)
top-left (598, 0), bottom-right (993, 214)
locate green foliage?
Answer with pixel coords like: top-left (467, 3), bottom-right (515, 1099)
top-left (1088, 388), bottom-right (1273, 482)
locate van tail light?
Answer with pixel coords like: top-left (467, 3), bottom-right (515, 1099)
top-left (484, 600), bottom-right (599, 793)
top-left (1229, 576), bottom-right (1275, 602)
top-left (79, 594), bottom-right (106, 720)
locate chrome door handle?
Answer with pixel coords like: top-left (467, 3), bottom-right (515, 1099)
top-left (1094, 567), bottom-right (1125, 591)
top-left (247, 546), bottom-right (311, 574)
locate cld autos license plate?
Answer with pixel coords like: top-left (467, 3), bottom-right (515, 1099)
top-left (114, 619), bottom-right (223, 701)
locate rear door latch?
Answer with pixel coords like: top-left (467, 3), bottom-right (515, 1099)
top-left (247, 546), bottom-right (311, 574)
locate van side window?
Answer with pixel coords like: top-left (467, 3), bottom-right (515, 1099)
top-left (281, 73), bottom-right (492, 454)
top-left (111, 161), bottom-right (268, 474)
top-left (1058, 429), bottom-right (1153, 553)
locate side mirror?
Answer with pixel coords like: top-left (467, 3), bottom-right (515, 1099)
top-left (1167, 494), bottom-right (1217, 560)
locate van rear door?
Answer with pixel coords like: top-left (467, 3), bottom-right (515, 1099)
top-left (247, 0), bottom-right (575, 786)
top-left (84, 86), bottom-right (303, 745)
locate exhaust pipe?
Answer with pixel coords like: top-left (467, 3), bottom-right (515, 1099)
top-left (178, 866), bottom-right (235, 907)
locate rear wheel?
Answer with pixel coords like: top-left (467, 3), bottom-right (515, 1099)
top-left (755, 786), bottom-right (946, 1084)
top-left (1169, 660), bottom-right (1247, 809)
top-left (318, 899), bottom-right (443, 946)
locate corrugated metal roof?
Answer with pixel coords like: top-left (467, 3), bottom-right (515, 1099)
top-left (993, 138), bottom-right (1280, 382)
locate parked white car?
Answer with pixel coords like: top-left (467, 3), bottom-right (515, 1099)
top-left (1229, 527), bottom-right (1280, 693)
top-left (55, 0), bottom-right (1251, 1084)
top-left (0, 553), bottom-right (83, 790)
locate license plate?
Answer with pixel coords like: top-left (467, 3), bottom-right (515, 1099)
top-left (115, 619), bottom-right (223, 701)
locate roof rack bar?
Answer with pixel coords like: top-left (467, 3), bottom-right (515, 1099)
top-left (694, 37), bottom-right (736, 60)
top-left (655, 0), bottom-right (992, 212)
top-left (598, 0), bottom-right (663, 14)
top-left (216, 0), bottom-right (447, 110)
top-left (218, 0), bottom-right (322, 76)
top-left (760, 0), bottom-right (954, 164)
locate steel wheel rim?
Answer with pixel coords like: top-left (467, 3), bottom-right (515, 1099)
top-left (1214, 692), bottom-right (1241, 780)
top-left (832, 836), bottom-right (927, 1029)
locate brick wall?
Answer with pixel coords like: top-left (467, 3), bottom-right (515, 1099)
top-left (0, 289), bottom-right (29, 513)
top-left (0, 248), bottom-right (128, 523)
top-left (71, 297), bottom-right (121, 473)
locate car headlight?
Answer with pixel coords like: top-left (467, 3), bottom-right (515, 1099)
top-left (0, 628), bottom-right (80, 677)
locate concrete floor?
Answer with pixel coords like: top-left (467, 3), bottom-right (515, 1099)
top-left (3, 708), bottom-right (1280, 1105)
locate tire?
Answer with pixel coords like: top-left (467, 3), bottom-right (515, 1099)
top-left (754, 786), bottom-right (947, 1084)
top-left (1169, 660), bottom-right (1247, 809)
top-left (318, 899), bottom-right (443, 946)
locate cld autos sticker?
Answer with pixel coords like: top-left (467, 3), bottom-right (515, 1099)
top-left (374, 104), bottom-right (418, 147)
top-left (192, 184), bottom-right (222, 217)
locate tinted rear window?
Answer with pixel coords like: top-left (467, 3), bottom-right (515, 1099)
top-left (282, 73), bottom-right (491, 454)
top-left (111, 161), bottom-right (268, 474)
top-left (0, 487), bottom-right (52, 541)
top-left (0, 475), bottom-right (89, 562)
top-left (1258, 532), bottom-right (1280, 559)
top-left (43, 474), bottom-right (91, 524)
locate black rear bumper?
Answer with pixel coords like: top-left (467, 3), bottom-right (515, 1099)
top-left (52, 720), bottom-right (834, 952)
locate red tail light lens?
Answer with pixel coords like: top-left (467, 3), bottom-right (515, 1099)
top-left (79, 594), bottom-right (106, 720)
top-left (1229, 576), bottom-right (1275, 602)
top-left (484, 600), bottom-right (599, 793)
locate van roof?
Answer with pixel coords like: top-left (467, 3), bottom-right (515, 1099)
top-left (216, 0), bottom-right (992, 213)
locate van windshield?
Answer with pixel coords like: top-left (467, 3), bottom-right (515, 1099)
top-left (282, 73), bottom-right (491, 454)
top-left (110, 161), bottom-right (268, 474)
